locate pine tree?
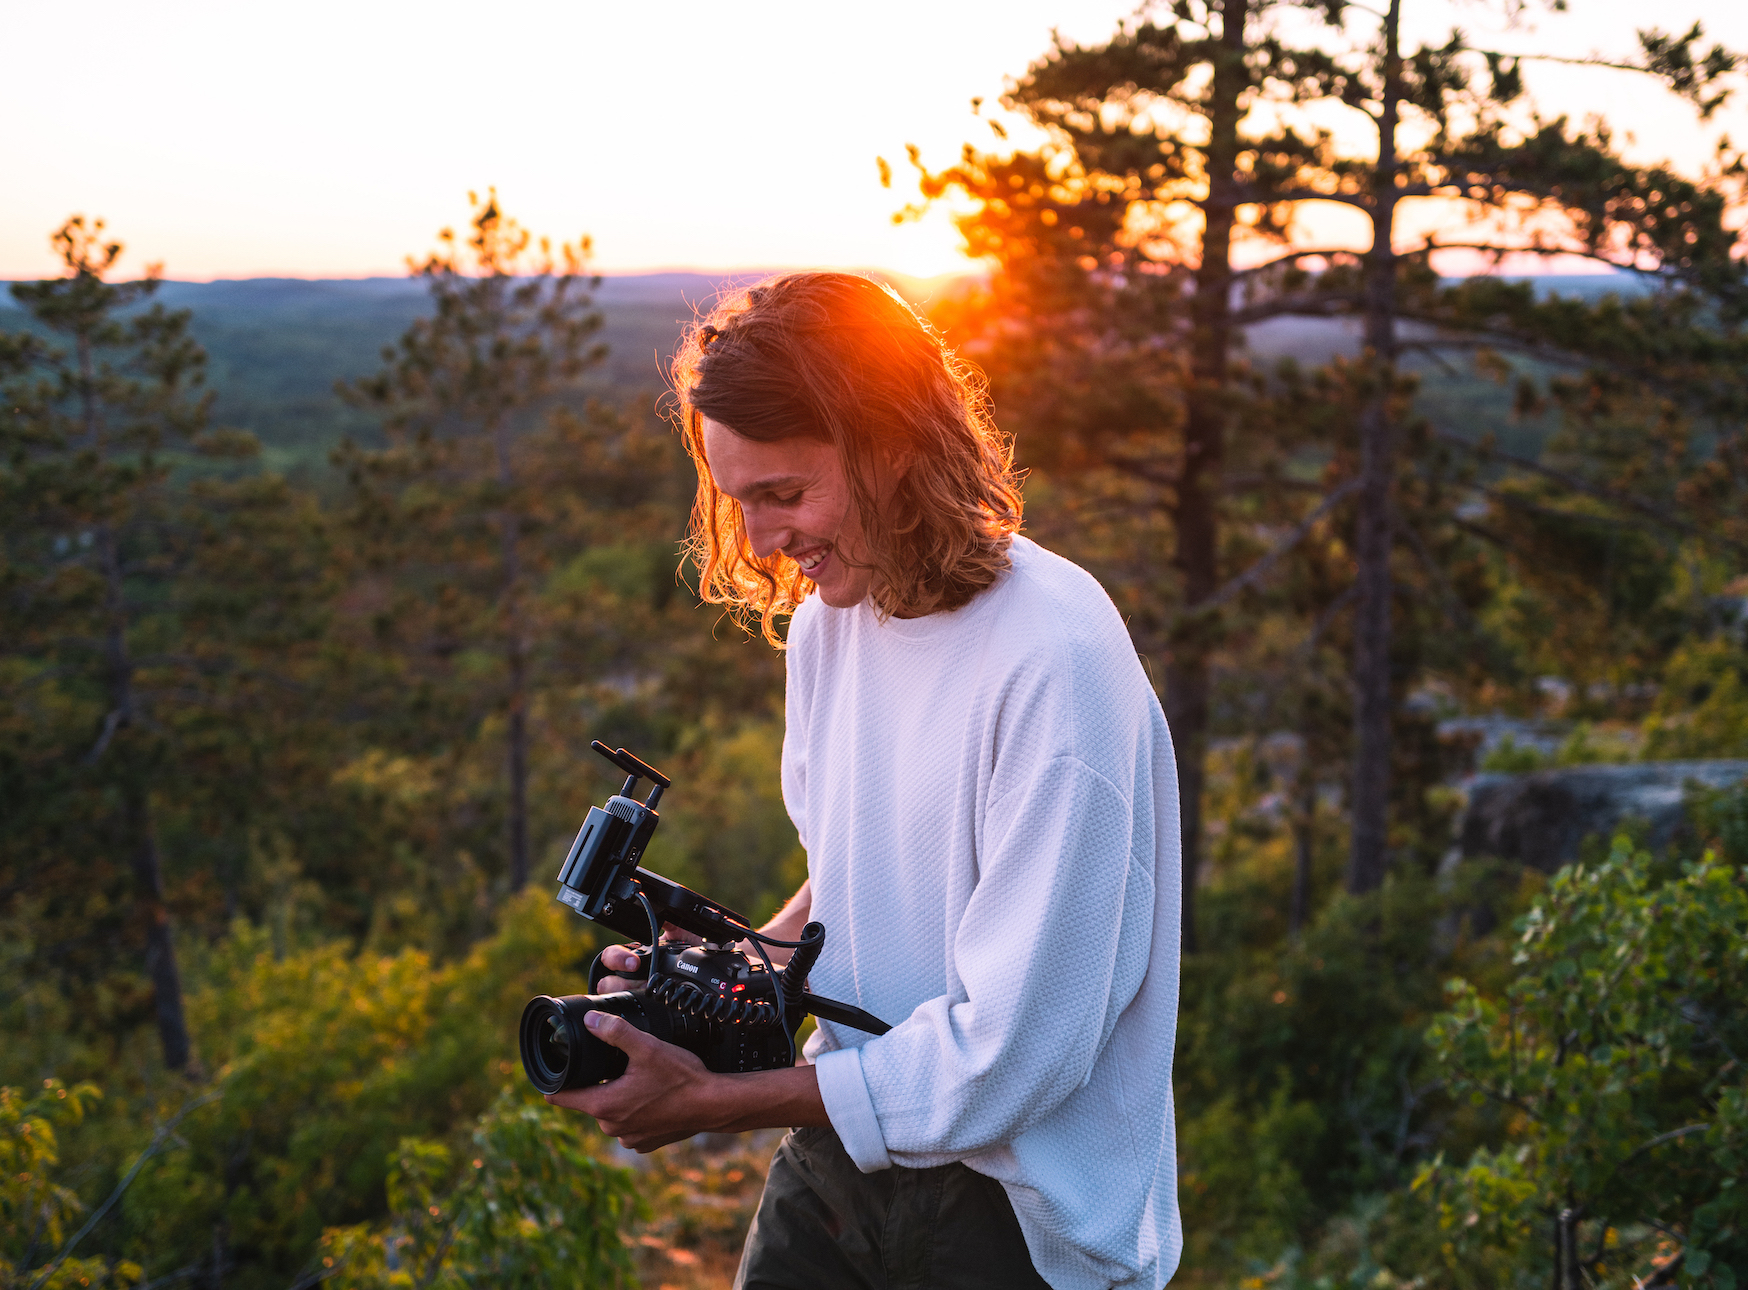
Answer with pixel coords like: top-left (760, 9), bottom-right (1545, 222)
top-left (904, 0), bottom-right (1357, 948)
top-left (904, 2), bottom-right (1744, 914)
top-left (337, 192), bottom-right (665, 899)
top-left (0, 218), bottom-right (240, 1072)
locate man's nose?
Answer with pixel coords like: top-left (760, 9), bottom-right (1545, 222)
top-left (742, 505), bottom-right (790, 561)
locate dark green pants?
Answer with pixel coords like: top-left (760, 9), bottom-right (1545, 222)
top-left (735, 1126), bottom-right (1053, 1290)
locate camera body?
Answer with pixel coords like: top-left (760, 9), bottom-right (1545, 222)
top-left (521, 941), bottom-right (796, 1093)
top-left (520, 741), bottom-right (887, 1096)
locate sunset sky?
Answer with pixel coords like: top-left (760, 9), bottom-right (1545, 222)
top-left (3, 0), bottom-right (1743, 283)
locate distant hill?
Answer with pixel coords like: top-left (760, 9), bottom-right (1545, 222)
top-left (0, 273), bottom-right (751, 479)
top-left (0, 271), bottom-right (1646, 478)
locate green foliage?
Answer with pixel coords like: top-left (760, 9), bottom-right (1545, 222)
top-left (1479, 725), bottom-right (1639, 773)
top-left (1172, 857), bottom-right (1526, 1277)
top-left (321, 1089), bottom-right (640, 1290)
top-left (1416, 838), bottom-right (1748, 1286)
top-left (1644, 638), bottom-right (1748, 760)
top-left (642, 717), bottom-right (807, 925)
top-left (1481, 735), bottom-right (1551, 774)
top-left (1688, 779), bottom-right (1748, 866)
top-left (1179, 1086), bottom-right (1325, 1267)
top-left (116, 889), bottom-right (600, 1285)
top-left (0, 1081), bottom-right (139, 1290)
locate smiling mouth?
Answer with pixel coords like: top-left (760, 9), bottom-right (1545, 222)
top-left (793, 546), bottom-right (831, 575)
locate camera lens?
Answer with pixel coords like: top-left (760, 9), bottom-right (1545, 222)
top-left (539, 1013), bottom-right (570, 1067)
top-left (519, 993), bottom-right (646, 1094)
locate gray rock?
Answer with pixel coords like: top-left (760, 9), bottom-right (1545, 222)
top-left (1437, 714), bottom-right (1570, 768)
top-left (1460, 761), bottom-right (1748, 870)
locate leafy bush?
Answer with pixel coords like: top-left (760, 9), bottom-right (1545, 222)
top-left (1413, 837), bottom-right (1748, 1286)
top-left (116, 888), bottom-right (606, 1286)
top-left (1, 1080), bottom-right (140, 1290)
top-left (321, 1089), bottom-right (640, 1289)
top-left (1688, 778), bottom-right (1748, 866)
top-left (1172, 865), bottom-right (1520, 1279)
top-left (1643, 639), bottom-right (1748, 760)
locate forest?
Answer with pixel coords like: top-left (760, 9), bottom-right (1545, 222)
top-left (3, 1), bottom-right (1748, 1287)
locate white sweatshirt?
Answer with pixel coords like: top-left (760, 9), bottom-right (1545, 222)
top-left (785, 536), bottom-right (1183, 1290)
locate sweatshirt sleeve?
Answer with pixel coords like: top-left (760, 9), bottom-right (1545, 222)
top-left (817, 753), bottom-right (1156, 1171)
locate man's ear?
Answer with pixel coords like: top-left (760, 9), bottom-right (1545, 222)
top-left (882, 441), bottom-right (916, 485)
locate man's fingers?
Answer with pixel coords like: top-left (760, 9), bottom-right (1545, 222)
top-left (604, 944), bottom-right (643, 971)
top-left (545, 1083), bottom-right (627, 1123)
top-left (585, 1010), bottom-right (660, 1054)
top-left (546, 1088), bottom-right (600, 1114)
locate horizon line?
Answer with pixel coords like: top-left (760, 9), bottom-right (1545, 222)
top-left (0, 260), bottom-right (1638, 288)
top-left (0, 264), bottom-right (983, 287)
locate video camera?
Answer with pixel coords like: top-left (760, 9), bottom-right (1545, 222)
top-left (519, 741), bottom-right (889, 1094)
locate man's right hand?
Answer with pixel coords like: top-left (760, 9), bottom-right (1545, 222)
top-left (594, 942), bottom-right (647, 994)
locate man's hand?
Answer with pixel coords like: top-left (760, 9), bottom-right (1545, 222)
top-left (598, 924), bottom-right (710, 992)
top-left (544, 1010), bottom-right (832, 1151)
top-left (546, 1010), bottom-right (717, 1152)
top-left (592, 942), bottom-right (647, 995)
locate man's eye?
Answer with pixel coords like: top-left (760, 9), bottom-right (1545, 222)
top-left (772, 491), bottom-right (802, 506)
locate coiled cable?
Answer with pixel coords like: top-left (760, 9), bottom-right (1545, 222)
top-left (778, 922), bottom-right (826, 1017)
top-left (647, 974), bottom-right (782, 1028)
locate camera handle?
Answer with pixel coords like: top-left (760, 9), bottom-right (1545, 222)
top-left (587, 946), bottom-right (650, 993)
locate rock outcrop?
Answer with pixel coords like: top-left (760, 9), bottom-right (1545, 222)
top-left (1459, 761), bottom-right (1748, 870)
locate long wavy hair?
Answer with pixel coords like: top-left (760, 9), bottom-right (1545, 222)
top-left (672, 272), bottom-right (1023, 645)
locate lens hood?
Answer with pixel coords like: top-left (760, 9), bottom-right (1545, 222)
top-left (518, 993), bottom-right (643, 1093)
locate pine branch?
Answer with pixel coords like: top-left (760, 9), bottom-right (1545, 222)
top-left (1433, 428), bottom-right (1745, 554)
top-left (1230, 249), bottom-right (1367, 281)
top-left (1621, 1122), bottom-right (1710, 1162)
top-left (1395, 507), bottom-right (1483, 639)
top-left (1422, 241), bottom-right (1663, 279)
top-left (1227, 184), bottom-right (1374, 210)
top-left (83, 707), bottom-right (124, 765)
top-left (1193, 478), bottom-right (1363, 614)
top-left (1394, 333), bottom-right (1591, 371)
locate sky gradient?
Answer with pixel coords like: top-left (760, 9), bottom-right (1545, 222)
top-left (3, 0), bottom-right (1743, 282)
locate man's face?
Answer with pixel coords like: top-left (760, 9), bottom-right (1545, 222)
top-left (701, 417), bottom-right (874, 609)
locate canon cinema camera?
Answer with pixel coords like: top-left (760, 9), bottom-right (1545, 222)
top-left (519, 742), bottom-right (888, 1094)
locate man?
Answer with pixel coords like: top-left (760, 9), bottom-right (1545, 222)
top-left (549, 273), bottom-right (1182, 1289)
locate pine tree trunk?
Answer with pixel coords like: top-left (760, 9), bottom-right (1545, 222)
top-left (1289, 744), bottom-right (1316, 939)
top-left (128, 788), bottom-right (192, 1072)
top-left (507, 651), bottom-right (530, 890)
top-left (1550, 1211), bottom-right (1564, 1290)
top-left (1167, 0), bottom-right (1248, 954)
top-left (1163, 656), bottom-right (1209, 954)
top-left (1348, 0), bottom-right (1402, 896)
top-left (86, 311), bottom-right (192, 1070)
top-left (101, 528), bottom-right (192, 1073)
top-left (1566, 1206), bottom-right (1583, 1290)
top-left (495, 420), bottom-right (531, 891)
